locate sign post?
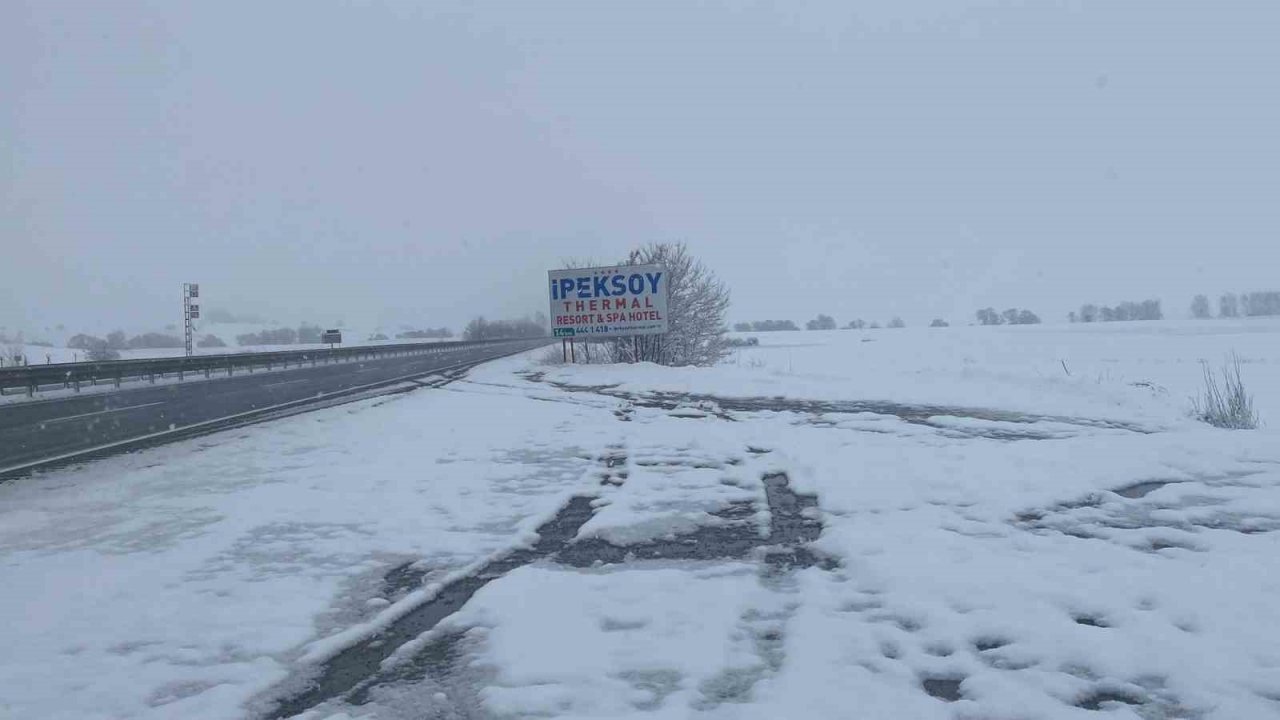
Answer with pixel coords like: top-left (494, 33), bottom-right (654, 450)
top-left (183, 283), bottom-right (200, 357)
top-left (547, 264), bottom-right (669, 344)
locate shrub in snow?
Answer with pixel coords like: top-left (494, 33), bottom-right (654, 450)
top-left (930, 319), bottom-right (949, 327)
top-left (887, 317), bottom-right (906, 328)
top-left (1192, 354), bottom-right (1258, 430)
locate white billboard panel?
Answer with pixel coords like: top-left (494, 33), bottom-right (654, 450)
top-left (548, 264), bottom-right (669, 338)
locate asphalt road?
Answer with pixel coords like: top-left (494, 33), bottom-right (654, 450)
top-left (0, 340), bottom-right (548, 473)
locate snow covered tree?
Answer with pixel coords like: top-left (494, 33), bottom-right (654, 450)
top-left (1242, 291), bottom-right (1280, 317)
top-left (887, 317), bottom-right (906, 329)
top-left (930, 319), bottom-right (949, 327)
top-left (607, 243), bottom-right (730, 366)
top-left (1220, 293), bottom-right (1240, 318)
top-left (806, 314), bottom-right (837, 331)
top-left (1016, 310), bottom-right (1041, 325)
top-left (1191, 295), bottom-right (1211, 319)
top-left (976, 308), bottom-right (1002, 326)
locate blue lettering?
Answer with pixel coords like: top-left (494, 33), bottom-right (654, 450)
top-left (558, 279), bottom-right (575, 299)
top-left (593, 275), bottom-right (610, 297)
top-left (576, 278), bottom-right (591, 298)
top-left (628, 274), bottom-right (645, 294)
top-left (645, 272), bottom-right (662, 294)
top-left (550, 280), bottom-right (558, 300)
top-left (611, 275), bottom-right (627, 295)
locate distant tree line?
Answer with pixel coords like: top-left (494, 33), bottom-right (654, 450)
top-left (1069, 300), bottom-right (1161, 323)
top-left (1192, 291), bottom-right (1280, 319)
top-left (396, 327), bottom-right (453, 339)
top-left (733, 320), bottom-right (800, 332)
top-left (68, 330), bottom-right (188, 351)
top-left (462, 316), bottom-right (546, 341)
top-left (976, 307), bottom-right (1042, 326)
top-left (235, 323), bottom-right (324, 346)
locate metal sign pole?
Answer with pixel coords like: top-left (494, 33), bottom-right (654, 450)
top-left (183, 282), bottom-right (200, 357)
top-left (183, 284), bottom-right (192, 357)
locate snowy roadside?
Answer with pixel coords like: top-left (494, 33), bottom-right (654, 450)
top-left (3, 324), bottom-right (1280, 720)
top-left (0, 353), bottom-right (620, 720)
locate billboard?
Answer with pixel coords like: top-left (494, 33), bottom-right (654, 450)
top-left (548, 264), bottom-right (669, 338)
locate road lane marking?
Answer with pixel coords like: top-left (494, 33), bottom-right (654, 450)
top-left (263, 378), bottom-right (312, 388)
top-left (44, 401), bottom-right (168, 424)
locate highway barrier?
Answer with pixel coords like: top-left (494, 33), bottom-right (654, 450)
top-left (0, 338), bottom-right (541, 398)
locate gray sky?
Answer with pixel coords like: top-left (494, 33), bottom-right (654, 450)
top-left (3, 0), bottom-right (1277, 335)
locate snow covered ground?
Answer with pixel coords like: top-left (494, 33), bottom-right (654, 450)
top-left (2, 320), bottom-right (1279, 719)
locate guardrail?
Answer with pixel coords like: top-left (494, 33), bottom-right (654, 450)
top-left (0, 338), bottom-right (544, 398)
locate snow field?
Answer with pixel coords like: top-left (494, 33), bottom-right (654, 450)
top-left (2, 320), bottom-right (1279, 719)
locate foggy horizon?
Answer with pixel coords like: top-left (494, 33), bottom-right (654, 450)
top-left (4, 1), bottom-right (1277, 337)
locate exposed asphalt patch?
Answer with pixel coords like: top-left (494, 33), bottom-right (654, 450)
top-left (558, 472), bottom-right (831, 571)
top-left (264, 496), bottom-right (596, 719)
top-left (530, 378), bottom-right (1153, 438)
top-left (263, 469), bottom-right (832, 718)
top-left (1113, 480), bottom-right (1178, 499)
top-left (922, 676), bottom-right (965, 702)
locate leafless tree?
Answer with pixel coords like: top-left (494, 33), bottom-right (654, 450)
top-left (580, 243), bottom-right (730, 366)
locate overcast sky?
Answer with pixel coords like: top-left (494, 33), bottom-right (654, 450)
top-left (3, 0), bottom-right (1277, 335)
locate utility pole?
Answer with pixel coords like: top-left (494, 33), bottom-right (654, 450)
top-left (183, 283), bottom-right (200, 357)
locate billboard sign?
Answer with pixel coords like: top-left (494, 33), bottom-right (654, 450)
top-left (548, 264), bottom-right (669, 338)
top-left (321, 329), bottom-right (342, 345)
